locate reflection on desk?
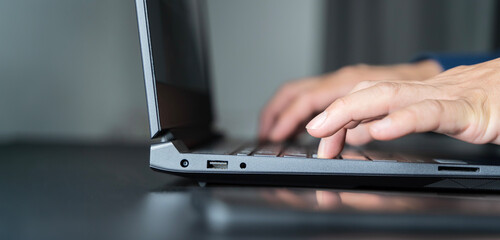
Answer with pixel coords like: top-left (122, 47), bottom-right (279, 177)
top-left (129, 187), bottom-right (500, 239)
top-left (2, 142), bottom-right (500, 240)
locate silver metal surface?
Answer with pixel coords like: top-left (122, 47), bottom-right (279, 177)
top-left (135, 0), bottom-right (160, 138)
top-left (149, 140), bottom-right (500, 179)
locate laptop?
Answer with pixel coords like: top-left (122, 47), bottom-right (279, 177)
top-left (135, 0), bottom-right (500, 191)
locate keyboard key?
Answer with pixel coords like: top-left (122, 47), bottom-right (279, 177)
top-left (400, 153), bottom-right (435, 163)
top-left (235, 146), bottom-right (255, 156)
top-left (363, 150), bottom-right (400, 162)
top-left (282, 146), bottom-right (307, 158)
top-left (253, 143), bottom-right (283, 157)
top-left (340, 149), bottom-right (369, 161)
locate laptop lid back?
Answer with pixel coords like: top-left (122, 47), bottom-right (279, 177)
top-left (136, 0), bottom-right (214, 144)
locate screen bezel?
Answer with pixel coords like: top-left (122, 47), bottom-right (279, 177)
top-left (136, 0), bottom-right (214, 140)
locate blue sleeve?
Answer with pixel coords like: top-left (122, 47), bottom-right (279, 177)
top-left (413, 50), bottom-right (500, 71)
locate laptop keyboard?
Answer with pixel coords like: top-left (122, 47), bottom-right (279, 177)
top-left (185, 140), bottom-right (471, 164)
top-left (232, 142), bottom-right (368, 159)
top-left (231, 142), bottom-right (442, 164)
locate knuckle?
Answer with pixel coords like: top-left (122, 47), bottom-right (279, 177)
top-left (402, 106), bottom-right (420, 122)
top-left (460, 95), bottom-right (492, 142)
top-left (373, 82), bottom-right (401, 96)
top-left (460, 90), bottom-right (490, 125)
top-left (464, 88), bottom-right (489, 104)
top-left (353, 80), bottom-right (375, 92)
top-left (330, 97), bottom-right (350, 111)
top-left (423, 99), bottom-right (444, 114)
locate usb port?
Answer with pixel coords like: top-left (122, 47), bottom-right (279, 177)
top-left (207, 160), bottom-right (228, 169)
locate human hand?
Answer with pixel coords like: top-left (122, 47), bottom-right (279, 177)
top-left (259, 60), bottom-right (441, 145)
top-left (306, 58), bottom-right (500, 158)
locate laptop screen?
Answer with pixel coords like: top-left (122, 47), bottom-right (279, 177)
top-left (140, 0), bottom-right (214, 139)
top-left (151, 0), bottom-right (209, 93)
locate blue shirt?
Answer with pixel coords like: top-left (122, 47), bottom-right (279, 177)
top-left (414, 50), bottom-right (500, 71)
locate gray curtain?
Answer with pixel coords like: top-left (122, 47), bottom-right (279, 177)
top-left (323, 0), bottom-right (496, 71)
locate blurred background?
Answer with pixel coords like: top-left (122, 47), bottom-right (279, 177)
top-left (0, 0), bottom-right (498, 144)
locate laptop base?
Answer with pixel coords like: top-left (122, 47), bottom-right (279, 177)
top-left (150, 139), bottom-right (500, 191)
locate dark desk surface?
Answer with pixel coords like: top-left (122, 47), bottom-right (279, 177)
top-left (2, 141), bottom-right (500, 240)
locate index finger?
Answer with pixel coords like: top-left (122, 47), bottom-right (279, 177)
top-left (306, 82), bottom-right (435, 138)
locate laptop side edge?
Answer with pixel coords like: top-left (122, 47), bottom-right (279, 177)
top-left (135, 0), bottom-right (161, 138)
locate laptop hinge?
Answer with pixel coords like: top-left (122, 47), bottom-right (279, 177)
top-left (159, 131), bottom-right (175, 143)
top-left (153, 131), bottom-right (189, 153)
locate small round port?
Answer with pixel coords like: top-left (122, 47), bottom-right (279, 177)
top-left (240, 162), bottom-right (246, 169)
top-left (180, 159), bottom-right (189, 168)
